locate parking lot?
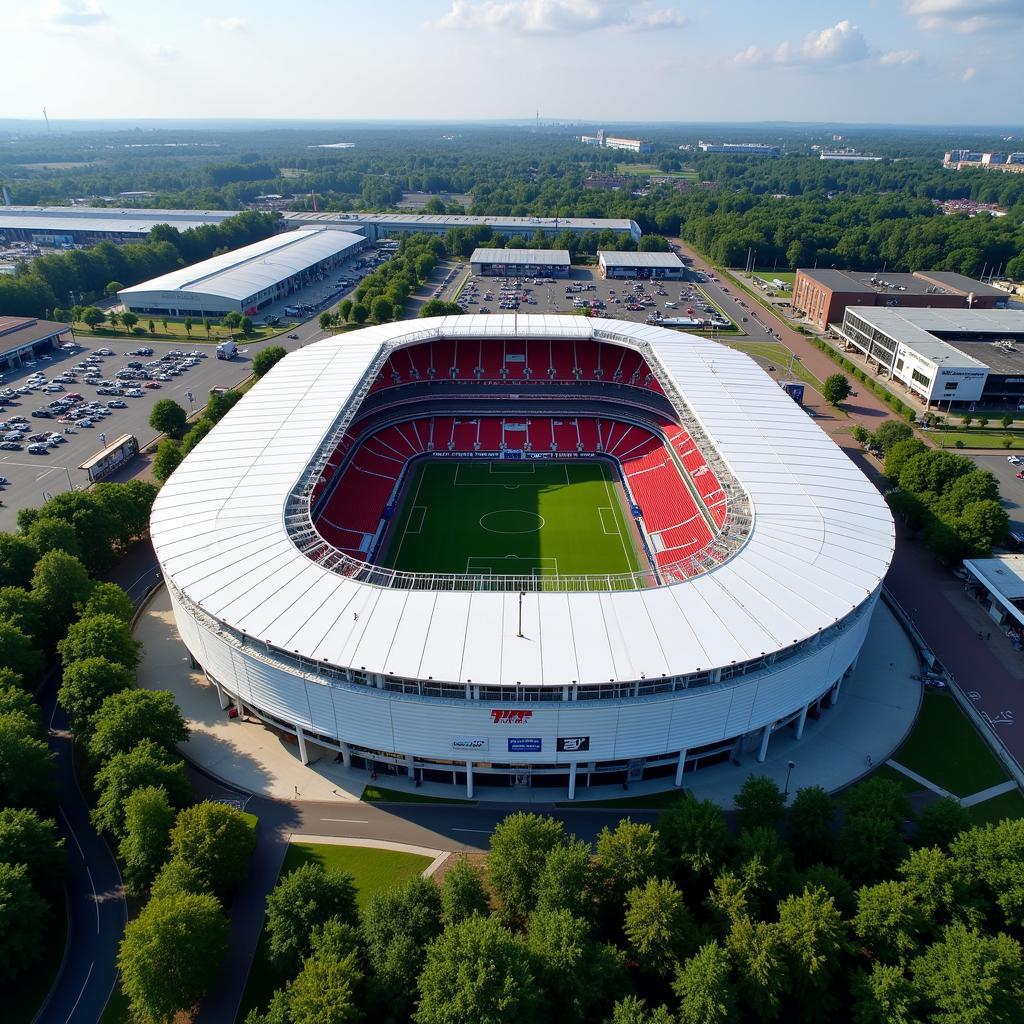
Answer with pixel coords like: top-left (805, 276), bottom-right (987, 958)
top-left (458, 264), bottom-right (738, 333)
top-left (0, 329), bottom-right (315, 530)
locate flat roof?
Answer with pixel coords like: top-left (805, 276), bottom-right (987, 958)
top-left (844, 308), bottom-right (1024, 372)
top-left (119, 229), bottom-right (364, 304)
top-left (598, 251), bottom-right (684, 268)
top-left (964, 556), bottom-right (1024, 628)
top-left (0, 205), bottom-right (240, 236)
top-left (0, 316), bottom-right (69, 350)
top-left (284, 212), bottom-right (639, 233)
top-left (470, 248), bottom-right (570, 265)
top-left (150, 315), bottom-right (893, 686)
top-left (797, 268), bottom-right (1003, 299)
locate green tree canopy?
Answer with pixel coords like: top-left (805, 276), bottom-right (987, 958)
top-left (735, 774), bottom-right (787, 833)
top-left (439, 853), bottom-right (489, 926)
top-left (58, 656), bottom-right (135, 736)
top-left (152, 439), bottom-right (182, 484)
top-left (822, 372), bottom-right (853, 405)
top-left (88, 689), bottom-right (189, 765)
top-left (624, 877), bottom-right (700, 978)
top-left (149, 399), bottom-right (188, 439)
top-left (673, 941), bottom-right (736, 1024)
top-left (659, 797), bottom-right (732, 884)
top-left (0, 621), bottom-right (44, 692)
top-left (786, 785), bottom-right (836, 869)
top-left (79, 581), bottom-right (135, 624)
top-left (0, 807), bottom-right (64, 895)
top-left (165, 801), bottom-right (255, 901)
top-left (118, 785), bottom-right (175, 897)
top-left (534, 837), bottom-right (594, 918)
top-left (487, 811), bottom-right (567, 920)
top-left (871, 419), bottom-right (914, 454)
top-left (31, 549), bottom-right (92, 628)
top-left (0, 533), bottom-right (39, 589)
top-left (0, 862), bottom-right (47, 985)
top-left (252, 345), bottom-right (287, 379)
top-left (58, 613), bottom-right (142, 671)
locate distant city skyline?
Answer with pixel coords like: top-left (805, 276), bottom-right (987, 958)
top-left (4, 0), bottom-right (1022, 124)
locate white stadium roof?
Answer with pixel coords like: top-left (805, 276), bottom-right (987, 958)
top-left (284, 211), bottom-right (639, 235)
top-left (0, 205), bottom-right (239, 235)
top-left (598, 250), bottom-right (684, 268)
top-left (470, 247), bottom-right (571, 265)
top-left (119, 228), bottom-right (364, 304)
top-left (150, 316), bottom-right (894, 687)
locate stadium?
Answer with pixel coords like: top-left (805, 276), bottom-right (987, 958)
top-left (150, 315), bottom-right (895, 798)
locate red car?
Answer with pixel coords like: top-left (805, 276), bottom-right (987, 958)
top-left (144, 381), bottom-right (162, 389)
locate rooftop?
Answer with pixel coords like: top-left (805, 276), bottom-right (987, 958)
top-left (797, 268), bottom-right (1004, 299)
top-left (0, 205), bottom-right (240, 236)
top-left (0, 316), bottom-right (70, 351)
top-left (598, 251), bottom-right (685, 268)
top-left (284, 212), bottom-right (639, 233)
top-left (119, 229), bottom-right (364, 303)
top-left (470, 248), bottom-right (570, 265)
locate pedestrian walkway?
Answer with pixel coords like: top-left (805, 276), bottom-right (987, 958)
top-left (137, 586), bottom-right (921, 809)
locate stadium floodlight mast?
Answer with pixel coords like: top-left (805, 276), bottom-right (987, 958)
top-left (518, 590), bottom-right (525, 637)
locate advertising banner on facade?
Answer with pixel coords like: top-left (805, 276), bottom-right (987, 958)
top-left (556, 736), bottom-right (590, 753)
top-left (508, 737), bottom-right (542, 753)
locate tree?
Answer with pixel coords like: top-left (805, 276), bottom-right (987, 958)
top-left (594, 820), bottom-right (666, 919)
top-left (150, 438), bottom-right (182, 486)
top-left (673, 942), bottom-right (736, 1024)
top-left (265, 862), bottom-right (358, 973)
top-left (118, 786), bottom-right (175, 897)
top-left (81, 306), bottom-right (105, 331)
top-left (487, 812), bottom-right (566, 920)
top-left (58, 613), bottom-right (141, 671)
top-left (0, 863), bottom-right (47, 985)
top-left (608, 996), bottom-right (675, 1024)
top-left (872, 420), bottom-right (914, 454)
top-left (149, 399), bottom-right (188, 439)
top-left (844, 776), bottom-right (913, 828)
top-left (166, 801), bottom-right (255, 901)
top-left (80, 581), bottom-right (135, 624)
top-left (105, 281), bottom-right (125, 297)
top-left (118, 891), bottom-right (228, 1024)
top-left (31, 549), bottom-right (92, 628)
top-left (121, 311), bottom-right (139, 333)
top-left (884, 438), bottom-right (928, 482)
top-left (950, 818), bottom-right (1024, 929)
top-left (787, 785), bottom-right (836, 868)
top-left (0, 713), bottom-right (55, 810)
top-left (414, 914), bottom-right (542, 1024)
top-left (338, 298), bottom-right (353, 321)
top-left (88, 689), bottom-right (189, 765)
top-left (958, 499), bottom-right (1010, 556)
top-left (853, 880), bottom-right (926, 964)
top-left (239, 315), bottom-right (253, 336)
top-left (0, 619), bottom-right (44, 684)
top-left (0, 808), bottom-right (64, 895)
top-left (202, 317), bottom-right (212, 337)
top-left (624, 877), bottom-right (699, 977)
top-left (535, 838), bottom-right (593, 918)
top-left (0, 533), bottom-right (39, 589)
top-left (350, 302), bottom-right (369, 324)
top-left (319, 311), bottom-right (334, 331)
top-left (851, 963), bottom-right (919, 1024)
top-left (735, 774), bottom-right (786, 833)
top-left (898, 450), bottom-right (973, 497)
top-left (183, 317), bottom-right (193, 337)
top-left (838, 814), bottom-right (908, 888)
top-left (252, 345), bottom-right (287, 379)
top-left (440, 853), bottom-right (489, 925)
top-left (822, 372), bottom-right (853, 405)
top-left (58, 657), bottom-right (134, 735)
top-left (148, 320), bottom-right (155, 335)
top-left (107, 311), bottom-right (121, 333)
top-left (1002, 414), bottom-right (1014, 429)
top-left (911, 922), bottom-right (1024, 1024)
top-left (288, 949), bottom-right (362, 1024)
top-left (659, 797), bottom-right (731, 884)
top-left (372, 295), bottom-right (394, 323)
top-left (419, 299), bottom-right (465, 317)
top-left (726, 916), bottom-right (786, 1022)
top-left (221, 311), bottom-right (242, 329)
top-left (25, 516), bottom-right (81, 559)
top-left (92, 740), bottom-right (189, 838)
top-left (914, 797), bottom-right (972, 851)
top-left (205, 389), bottom-right (243, 423)
top-left (0, 679), bottom-right (40, 727)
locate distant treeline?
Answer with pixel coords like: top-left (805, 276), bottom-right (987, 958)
top-left (0, 212), bottom-right (280, 320)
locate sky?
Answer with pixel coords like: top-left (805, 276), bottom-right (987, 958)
top-left (3, 0), bottom-right (1023, 125)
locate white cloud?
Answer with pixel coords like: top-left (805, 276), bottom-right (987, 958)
top-left (905, 0), bottom-right (1024, 33)
top-left (963, 65), bottom-right (978, 79)
top-left (433, 0), bottom-right (687, 34)
top-left (42, 0), bottom-right (109, 26)
top-left (878, 49), bottom-right (923, 65)
top-left (148, 45), bottom-right (180, 64)
top-left (734, 19), bottom-right (870, 67)
top-left (202, 16), bottom-right (250, 33)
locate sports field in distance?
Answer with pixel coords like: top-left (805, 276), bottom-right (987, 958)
top-left (379, 459), bottom-right (645, 579)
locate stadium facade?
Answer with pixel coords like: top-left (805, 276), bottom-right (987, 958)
top-left (150, 316), bottom-right (894, 797)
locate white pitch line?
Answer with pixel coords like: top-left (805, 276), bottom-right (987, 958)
top-left (319, 818), bottom-right (369, 824)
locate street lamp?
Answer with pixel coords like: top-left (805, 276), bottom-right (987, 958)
top-left (784, 760), bottom-right (796, 796)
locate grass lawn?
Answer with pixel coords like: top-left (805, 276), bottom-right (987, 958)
top-left (379, 458), bottom-right (643, 581)
top-left (6, 898), bottom-right (67, 1024)
top-left (745, 270), bottom-right (797, 288)
top-left (728, 341), bottom-right (823, 391)
top-left (616, 163), bottom-right (698, 180)
top-left (931, 429), bottom-right (1024, 450)
top-left (237, 843), bottom-right (433, 1022)
top-left (869, 762), bottom-right (927, 796)
top-left (77, 321), bottom-right (288, 345)
top-left (891, 692), bottom-right (1009, 797)
top-left (556, 788), bottom-right (691, 810)
top-left (967, 788), bottom-right (1024, 826)
top-left (362, 785), bottom-right (473, 805)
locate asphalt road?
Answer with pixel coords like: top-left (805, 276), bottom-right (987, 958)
top-left (966, 450), bottom-right (1024, 535)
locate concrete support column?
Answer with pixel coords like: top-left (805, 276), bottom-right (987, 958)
top-left (757, 723), bottom-right (771, 763)
top-left (795, 702), bottom-right (810, 741)
top-left (675, 748), bottom-right (688, 787)
top-left (214, 679), bottom-right (229, 711)
top-left (296, 727), bottom-right (309, 765)
top-left (568, 761), bottom-right (577, 801)
top-left (831, 677), bottom-right (843, 706)
top-left (339, 742), bottom-right (352, 768)
top-left (466, 760), bottom-right (474, 799)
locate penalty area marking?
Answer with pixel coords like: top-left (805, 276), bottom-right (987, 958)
top-left (466, 555), bottom-right (558, 576)
top-left (489, 461), bottom-right (535, 476)
top-left (405, 506), bottom-right (426, 534)
top-left (598, 507), bottom-right (618, 535)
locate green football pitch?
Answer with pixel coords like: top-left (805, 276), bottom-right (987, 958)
top-left (379, 459), bottom-right (646, 579)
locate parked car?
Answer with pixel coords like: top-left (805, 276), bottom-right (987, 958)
top-left (0, 441), bottom-right (22, 451)
top-left (27, 443), bottom-right (50, 455)
top-left (75, 418), bottom-right (93, 427)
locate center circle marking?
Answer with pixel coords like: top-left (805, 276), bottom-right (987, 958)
top-left (479, 510), bottom-right (546, 535)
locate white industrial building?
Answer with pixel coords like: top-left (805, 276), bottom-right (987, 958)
top-left (0, 205), bottom-right (239, 244)
top-left (598, 250), bottom-right (685, 279)
top-left (835, 307), bottom-right (1024, 408)
top-left (151, 315), bottom-right (893, 798)
top-left (695, 141), bottom-right (778, 156)
top-left (118, 228), bottom-right (365, 318)
top-left (469, 247), bottom-right (571, 277)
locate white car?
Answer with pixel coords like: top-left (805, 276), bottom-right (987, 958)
top-left (124, 389), bottom-right (144, 398)
top-left (1008, 456), bottom-right (1022, 465)
top-left (75, 418), bottom-right (93, 427)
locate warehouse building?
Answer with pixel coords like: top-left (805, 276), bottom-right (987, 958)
top-left (835, 307), bottom-right (1024, 408)
top-left (118, 228), bottom-right (364, 318)
top-left (792, 268), bottom-right (1007, 330)
top-left (598, 250), bottom-right (685, 280)
top-left (469, 247), bottom-right (571, 278)
top-left (0, 316), bottom-right (75, 369)
top-left (0, 205), bottom-right (239, 244)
